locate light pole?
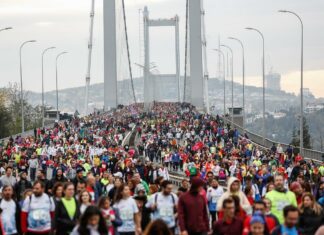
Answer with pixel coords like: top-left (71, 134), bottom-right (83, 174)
top-left (246, 27), bottom-right (265, 145)
top-left (213, 49), bottom-right (226, 116)
top-left (228, 37), bottom-right (245, 130)
top-left (0, 27), bottom-right (13, 33)
top-left (55, 51), bottom-right (68, 121)
top-left (220, 44), bottom-right (234, 124)
top-left (20, 40), bottom-right (36, 133)
top-left (41, 47), bottom-right (55, 128)
top-left (279, 10), bottom-right (304, 154)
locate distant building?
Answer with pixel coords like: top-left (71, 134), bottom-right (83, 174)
top-left (305, 102), bottom-right (324, 113)
top-left (302, 88), bottom-right (313, 98)
top-left (265, 71), bottom-right (281, 91)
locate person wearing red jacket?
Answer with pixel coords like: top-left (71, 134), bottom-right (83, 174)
top-left (21, 181), bottom-right (55, 235)
top-left (178, 177), bottom-right (209, 235)
top-left (242, 201), bottom-right (279, 235)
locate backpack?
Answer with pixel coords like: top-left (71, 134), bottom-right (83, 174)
top-left (189, 167), bottom-right (197, 176)
top-left (154, 193), bottom-right (177, 213)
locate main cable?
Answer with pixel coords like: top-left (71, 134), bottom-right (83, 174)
top-left (122, 0), bottom-right (137, 104)
top-left (183, 0), bottom-right (189, 103)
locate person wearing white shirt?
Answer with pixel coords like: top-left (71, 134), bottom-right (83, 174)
top-left (113, 185), bottom-right (141, 235)
top-left (207, 178), bottom-right (224, 224)
top-left (0, 185), bottom-right (20, 235)
top-left (146, 181), bottom-right (178, 233)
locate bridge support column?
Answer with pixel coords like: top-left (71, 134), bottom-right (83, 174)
top-left (189, 0), bottom-right (204, 109)
top-left (104, 0), bottom-right (117, 110)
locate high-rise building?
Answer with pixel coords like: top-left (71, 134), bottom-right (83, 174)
top-left (265, 71), bottom-right (281, 91)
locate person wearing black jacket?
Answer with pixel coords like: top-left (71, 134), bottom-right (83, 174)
top-left (72, 168), bottom-right (86, 188)
top-left (55, 182), bottom-right (81, 235)
top-left (47, 168), bottom-right (68, 194)
top-left (14, 171), bottom-right (32, 201)
top-left (297, 193), bottom-right (324, 235)
top-left (0, 185), bottom-right (21, 235)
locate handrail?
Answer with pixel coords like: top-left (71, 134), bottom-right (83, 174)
top-left (222, 116), bottom-right (323, 162)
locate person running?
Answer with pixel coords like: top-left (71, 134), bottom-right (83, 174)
top-left (98, 196), bottom-right (122, 235)
top-left (216, 177), bottom-right (251, 214)
top-left (207, 177), bottom-right (224, 224)
top-left (21, 180), bottom-right (55, 235)
top-left (243, 201), bottom-right (278, 235)
top-left (178, 177), bottom-right (209, 235)
top-left (0, 185), bottom-right (21, 235)
top-left (113, 185), bottom-right (141, 235)
top-left (265, 174), bottom-right (297, 224)
top-left (51, 182), bottom-right (64, 205)
top-left (298, 192), bottom-right (324, 235)
top-left (55, 182), bottom-right (80, 235)
top-left (71, 205), bottom-right (108, 235)
top-left (14, 171), bottom-right (32, 202)
top-left (212, 198), bottom-right (243, 235)
top-left (0, 166), bottom-right (16, 187)
top-left (143, 219), bottom-right (172, 235)
top-left (271, 205), bottom-right (300, 235)
top-left (146, 180), bottom-right (178, 233)
top-left (248, 212), bottom-right (270, 235)
top-left (79, 190), bottom-right (92, 215)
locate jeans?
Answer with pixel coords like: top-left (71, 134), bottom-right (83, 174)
top-left (30, 167), bottom-right (37, 182)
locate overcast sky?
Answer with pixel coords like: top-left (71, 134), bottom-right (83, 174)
top-left (0, 0), bottom-right (323, 98)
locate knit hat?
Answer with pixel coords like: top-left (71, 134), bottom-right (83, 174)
top-left (250, 212), bottom-right (265, 225)
top-left (190, 177), bottom-right (205, 192)
top-left (290, 182), bottom-right (301, 191)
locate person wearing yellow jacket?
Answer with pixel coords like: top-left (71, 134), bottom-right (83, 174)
top-left (265, 174), bottom-right (297, 224)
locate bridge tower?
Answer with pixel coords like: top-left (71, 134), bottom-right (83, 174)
top-left (103, 0), bottom-right (204, 110)
top-left (143, 6), bottom-right (180, 111)
top-left (188, 0), bottom-right (204, 110)
top-left (103, 0), bottom-right (118, 110)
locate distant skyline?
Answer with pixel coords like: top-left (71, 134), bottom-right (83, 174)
top-left (0, 0), bottom-right (323, 98)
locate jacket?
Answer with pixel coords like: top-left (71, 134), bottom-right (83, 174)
top-left (271, 225), bottom-right (301, 235)
top-left (213, 217), bottom-right (243, 235)
top-left (216, 177), bottom-right (252, 213)
top-left (298, 208), bottom-right (324, 235)
top-left (14, 179), bottom-right (32, 201)
top-left (178, 191), bottom-right (209, 233)
top-left (55, 197), bottom-right (81, 235)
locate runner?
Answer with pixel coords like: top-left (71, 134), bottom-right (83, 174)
top-left (146, 180), bottom-right (178, 233)
top-left (21, 181), bottom-right (55, 235)
top-left (55, 182), bottom-right (80, 235)
top-left (113, 184), bottom-right (142, 235)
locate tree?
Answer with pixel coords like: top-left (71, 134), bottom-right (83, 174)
top-left (290, 126), bottom-right (299, 147)
top-left (0, 89), bottom-right (11, 138)
top-left (290, 117), bottom-right (311, 149)
top-left (0, 83), bottom-right (42, 138)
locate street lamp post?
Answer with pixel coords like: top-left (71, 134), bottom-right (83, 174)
top-left (20, 40), bottom-right (36, 133)
top-left (279, 10), bottom-right (304, 154)
top-left (0, 27), bottom-right (13, 33)
top-left (246, 27), bottom-right (265, 145)
top-left (220, 44), bottom-right (234, 124)
top-left (55, 52), bottom-right (68, 121)
top-left (228, 37), bottom-right (245, 130)
top-left (213, 49), bottom-right (226, 116)
top-left (41, 47), bottom-right (55, 128)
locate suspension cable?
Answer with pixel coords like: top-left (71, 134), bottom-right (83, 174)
top-left (122, 0), bottom-right (137, 104)
top-left (183, 0), bottom-right (189, 103)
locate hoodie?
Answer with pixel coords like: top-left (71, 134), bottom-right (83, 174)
top-left (216, 177), bottom-right (252, 214)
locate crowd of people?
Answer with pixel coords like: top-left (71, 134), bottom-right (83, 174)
top-left (0, 102), bottom-right (324, 235)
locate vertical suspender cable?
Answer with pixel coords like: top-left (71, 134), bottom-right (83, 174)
top-left (84, 0), bottom-right (95, 115)
top-left (122, 0), bottom-right (137, 104)
top-left (183, 0), bottom-right (189, 103)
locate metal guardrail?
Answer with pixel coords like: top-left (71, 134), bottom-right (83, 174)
top-left (222, 117), bottom-right (324, 162)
